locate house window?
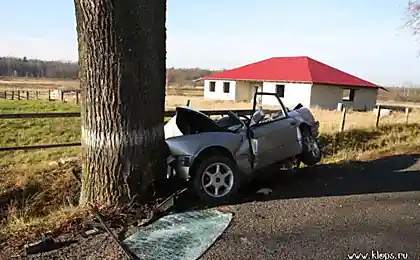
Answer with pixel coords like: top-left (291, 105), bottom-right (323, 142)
top-left (342, 89), bottom-right (355, 101)
top-left (223, 82), bottom-right (230, 93)
top-left (276, 84), bottom-right (285, 97)
top-left (209, 81), bottom-right (216, 92)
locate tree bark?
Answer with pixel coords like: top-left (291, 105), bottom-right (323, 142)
top-left (74, 0), bottom-right (167, 206)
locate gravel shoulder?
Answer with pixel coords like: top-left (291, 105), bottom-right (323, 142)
top-left (3, 153), bottom-right (420, 260)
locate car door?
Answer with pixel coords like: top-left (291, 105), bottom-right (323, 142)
top-left (248, 93), bottom-right (301, 170)
top-left (271, 116), bottom-right (302, 159)
top-left (249, 117), bottom-right (300, 169)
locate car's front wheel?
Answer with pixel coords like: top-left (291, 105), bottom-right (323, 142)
top-left (191, 155), bottom-right (241, 204)
top-left (300, 127), bottom-right (322, 166)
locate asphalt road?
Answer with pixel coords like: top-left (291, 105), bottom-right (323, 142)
top-left (6, 153), bottom-right (420, 260)
top-left (202, 153), bottom-right (420, 260)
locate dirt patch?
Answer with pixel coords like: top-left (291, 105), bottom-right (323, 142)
top-left (2, 227), bottom-right (128, 260)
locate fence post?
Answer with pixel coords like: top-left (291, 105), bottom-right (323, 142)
top-left (17, 90), bottom-right (20, 100)
top-left (405, 107), bottom-right (410, 124)
top-left (76, 91), bottom-right (79, 104)
top-left (11, 91), bottom-right (14, 100)
top-left (48, 89), bottom-right (51, 101)
top-left (35, 91), bottom-right (39, 100)
top-left (339, 107), bottom-right (347, 132)
top-left (26, 91), bottom-right (29, 100)
top-left (375, 105), bottom-right (381, 128)
top-left (61, 91), bottom-right (64, 102)
top-left (3, 91), bottom-right (6, 100)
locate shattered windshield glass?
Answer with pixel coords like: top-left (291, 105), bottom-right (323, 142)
top-left (123, 209), bottom-right (233, 260)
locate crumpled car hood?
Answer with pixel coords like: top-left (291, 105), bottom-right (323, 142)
top-left (164, 106), bottom-right (225, 139)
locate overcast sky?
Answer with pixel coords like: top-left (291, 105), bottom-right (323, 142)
top-left (0, 0), bottom-right (419, 86)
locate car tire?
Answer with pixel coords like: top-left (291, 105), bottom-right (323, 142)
top-left (300, 127), bottom-right (322, 166)
top-left (191, 155), bottom-right (241, 204)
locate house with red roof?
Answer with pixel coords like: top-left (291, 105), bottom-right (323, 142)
top-left (201, 56), bottom-right (384, 110)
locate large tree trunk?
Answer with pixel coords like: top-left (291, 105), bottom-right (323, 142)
top-left (74, 0), bottom-right (167, 206)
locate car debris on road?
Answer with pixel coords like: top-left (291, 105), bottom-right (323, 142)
top-left (256, 188), bottom-right (273, 196)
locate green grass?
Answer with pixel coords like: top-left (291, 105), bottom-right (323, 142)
top-left (0, 101), bottom-right (81, 166)
top-left (0, 100), bottom-right (83, 246)
top-left (0, 100), bottom-right (80, 113)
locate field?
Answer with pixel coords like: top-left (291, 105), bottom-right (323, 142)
top-left (1, 79), bottom-right (420, 247)
top-left (2, 77), bottom-right (420, 107)
top-left (0, 78), bottom-right (79, 90)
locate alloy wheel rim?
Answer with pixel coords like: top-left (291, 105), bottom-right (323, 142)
top-left (201, 162), bottom-right (234, 198)
top-left (306, 136), bottom-right (320, 157)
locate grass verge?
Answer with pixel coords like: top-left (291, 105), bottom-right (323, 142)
top-left (1, 99), bottom-right (420, 247)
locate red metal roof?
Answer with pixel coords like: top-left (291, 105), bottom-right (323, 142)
top-left (202, 56), bottom-right (380, 88)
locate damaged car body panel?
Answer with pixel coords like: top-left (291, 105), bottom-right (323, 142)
top-left (165, 132), bottom-right (250, 180)
top-left (165, 107), bottom-right (252, 179)
top-left (287, 106), bottom-right (320, 137)
top-left (164, 92), bottom-right (321, 203)
top-left (248, 114), bottom-right (301, 169)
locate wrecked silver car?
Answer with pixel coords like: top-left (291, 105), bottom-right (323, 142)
top-left (164, 92), bottom-right (321, 203)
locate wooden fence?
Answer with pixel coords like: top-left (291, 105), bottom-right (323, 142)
top-left (0, 86), bottom-right (203, 104)
top-left (0, 89), bottom-right (81, 104)
top-left (0, 105), bottom-right (416, 152)
top-left (0, 109), bottom-right (252, 152)
top-left (338, 105), bottom-right (413, 132)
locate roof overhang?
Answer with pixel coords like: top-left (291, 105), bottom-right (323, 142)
top-left (312, 82), bottom-right (387, 91)
top-left (201, 77), bottom-right (313, 84)
top-left (199, 77), bottom-right (385, 90)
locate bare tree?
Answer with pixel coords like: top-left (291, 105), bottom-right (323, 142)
top-left (74, 0), bottom-right (167, 206)
top-left (406, 1), bottom-right (420, 38)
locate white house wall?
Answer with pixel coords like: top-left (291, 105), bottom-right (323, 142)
top-left (261, 82), bottom-right (312, 108)
top-left (352, 88), bottom-right (378, 110)
top-left (203, 80), bottom-right (236, 101)
top-left (310, 84), bottom-right (343, 110)
top-left (310, 84), bottom-right (378, 110)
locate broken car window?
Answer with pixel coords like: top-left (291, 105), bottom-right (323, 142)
top-left (253, 94), bottom-right (287, 124)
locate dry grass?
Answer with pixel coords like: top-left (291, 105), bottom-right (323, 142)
top-left (167, 94), bottom-right (420, 110)
top-left (1, 97), bottom-right (420, 247)
top-left (0, 162), bottom-right (86, 246)
top-left (166, 95), bottom-right (253, 110)
top-left (0, 78), bottom-right (79, 91)
top-left (319, 123), bottom-right (420, 163)
top-left (311, 106), bottom-right (420, 133)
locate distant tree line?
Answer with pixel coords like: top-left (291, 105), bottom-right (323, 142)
top-left (0, 57), bottom-right (78, 79)
top-left (378, 88), bottom-right (420, 103)
top-left (166, 67), bottom-right (221, 86)
top-left (0, 56), bottom-right (219, 85)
